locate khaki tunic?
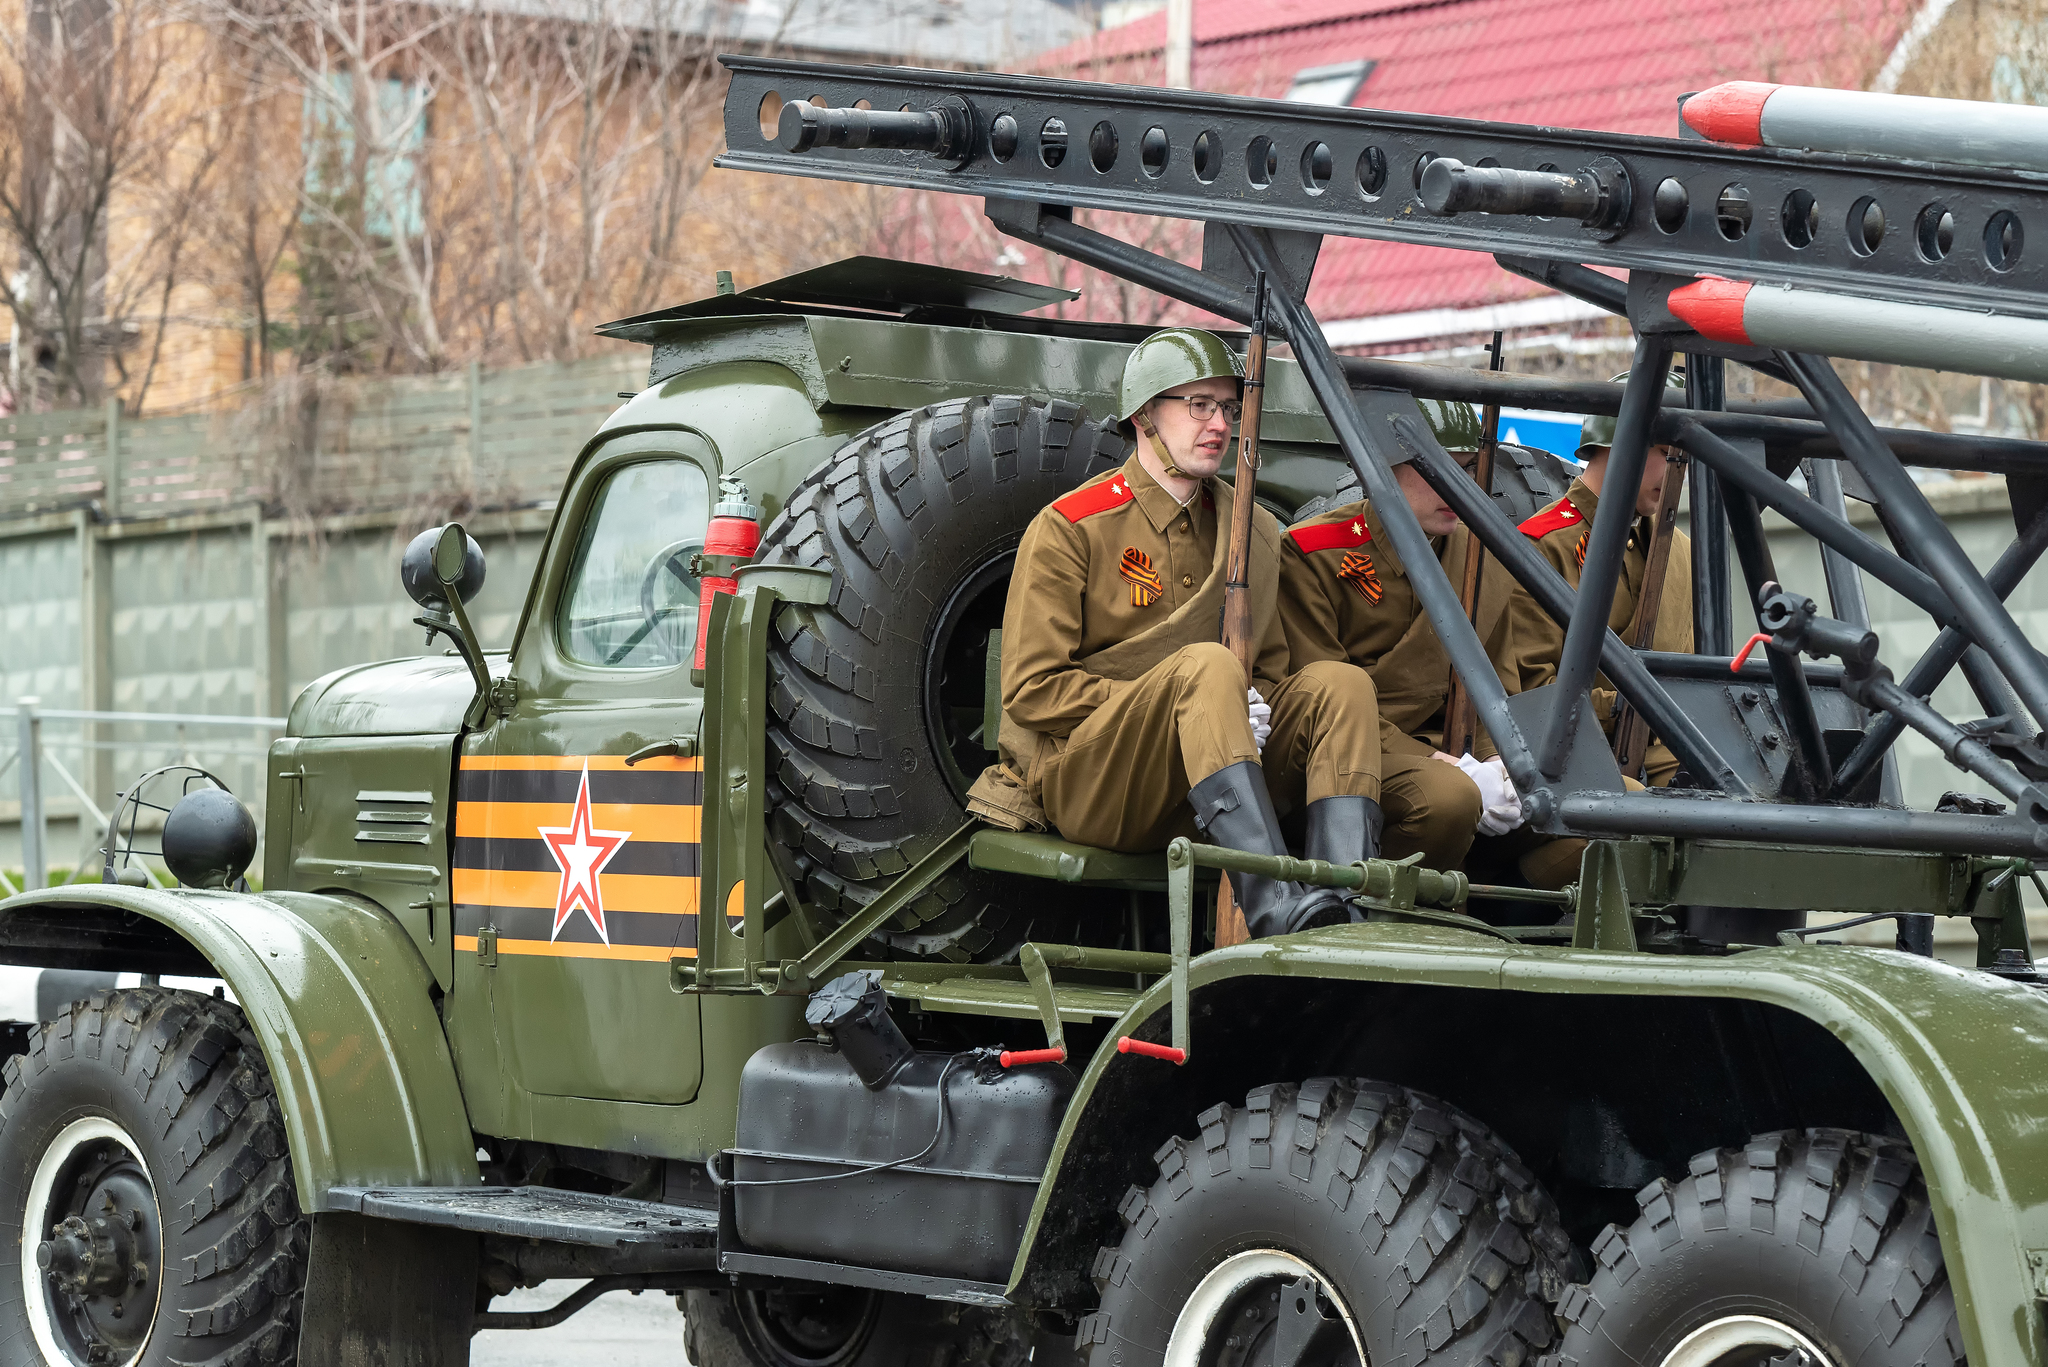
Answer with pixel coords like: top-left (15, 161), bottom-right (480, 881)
top-left (1277, 499), bottom-right (1505, 869)
top-left (968, 455), bottom-right (1380, 851)
top-left (1505, 476), bottom-right (1692, 787)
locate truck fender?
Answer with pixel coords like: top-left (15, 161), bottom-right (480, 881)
top-left (0, 885), bottom-right (479, 1212)
top-left (1012, 930), bottom-right (2048, 1367)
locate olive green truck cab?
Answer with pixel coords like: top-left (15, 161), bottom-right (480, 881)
top-left (7, 59), bottom-right (2048, 1367)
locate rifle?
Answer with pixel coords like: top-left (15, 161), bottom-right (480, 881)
top-left (1219, 268), bottom-right (1269, 677)
top-left (1441, 330), bottom-right (1504, 757)
top-left (1611, 448), bottom-right (1690, 778)
top-left (1213, 269), bottom-right (1268, 949)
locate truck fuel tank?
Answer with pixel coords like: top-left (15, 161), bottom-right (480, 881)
top-left (730, 973), bottom-right (1072, 1284)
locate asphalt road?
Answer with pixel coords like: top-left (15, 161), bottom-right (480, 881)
top-left (472, 1281), bottom-right (693, 1366)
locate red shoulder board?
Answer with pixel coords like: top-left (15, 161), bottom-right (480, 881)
top-left (1053, 473), bottom-right (1137, 523)
top-left (1518, 498), bottom-right (1585, 540)
top-left (1287, 515), bottom-right (1373, 556)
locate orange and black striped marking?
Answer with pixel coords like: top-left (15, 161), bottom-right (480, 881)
top-left (451, 753), bottom-right (702, 962)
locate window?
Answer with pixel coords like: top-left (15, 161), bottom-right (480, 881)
top-left (303, 72), bottom-right (427, 239)
top-left (557, 460), bottom-right (713, 668)
top-left (1284, 60), bottom-right (1374, 107)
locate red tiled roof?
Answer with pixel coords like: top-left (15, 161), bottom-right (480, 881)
top-left (888, 0), bottom-right (1918, 339)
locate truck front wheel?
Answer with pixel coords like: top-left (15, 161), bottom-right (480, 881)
top-left (0, 988), bottom-right (309, 1367)
top-left (1542, 1129), bottom-right (1963, 1367)
top-left (1080, 1079), bottom-right (1572, 1367)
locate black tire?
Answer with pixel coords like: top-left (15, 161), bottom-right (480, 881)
top-left (758, 394), bottom-right (1128, 960)
top-left (1541, 1129), bottom-right (1964, 1367)
top-left (0, 987), bottom-right (309, 1367)
top-left (680, 1284), bottom-right (1039, 1367)
top-left (1079, 1078), bottom-right (1572, 1367)
top-left (1294, 442), bottom-right (1571, 526)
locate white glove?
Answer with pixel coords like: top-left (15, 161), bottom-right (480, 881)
top-left (1247, 688), bottom-right (1272, 752)
top-left (1454, 753), bottom-right (1523, 836)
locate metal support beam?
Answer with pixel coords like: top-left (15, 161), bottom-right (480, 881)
top-left (1832, 501), bottom-right (2048, 797)
top-left (1717, 476), bottom-right (1832, 796)
top-left (1805, 457), bottom-right (1870, 631)
top-left (1541, 339), bottom-right (1671, 780)
top-left (15, 698), bottom-right (43, 891)
top-left (1562, 791), bottom-right (2048, 857)
top-left (1782, 350), bottom-right (2048, 736)
top-left (1686, 356), bottom-right (1733, 658)
top-left (1675, 421), bottom-right (1960, 628)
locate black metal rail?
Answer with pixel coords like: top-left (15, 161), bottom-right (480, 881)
top-left (715, 57), bottom-right (2048, 857)
top-left (719, 58), bottom-right (2048, 322)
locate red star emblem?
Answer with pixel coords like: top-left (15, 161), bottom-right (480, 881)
top-left (537, 761), bottom-right (629, 944)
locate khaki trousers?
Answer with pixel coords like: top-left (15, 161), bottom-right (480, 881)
top-left (1378, 727), bottom-right (1483, 870)
top-left (1040, 644), bottom-right (1380, 852)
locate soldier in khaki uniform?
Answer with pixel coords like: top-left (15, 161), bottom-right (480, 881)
top-left (1504, 379), bottom-right (1693, 886)
top-left (1279, 399), bottom-right (1523, 871)
top-left (968, 329), bottom-right (1385, 939)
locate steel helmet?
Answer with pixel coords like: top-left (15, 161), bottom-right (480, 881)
top-left (1418, 397), bottom-right (1483, 454)
top-left (1578, 369), bottom-right (1687, 456)
top-left (1117, 328), bottom-right (1245, 422)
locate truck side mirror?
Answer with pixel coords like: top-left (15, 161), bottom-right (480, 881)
top-left (401, 522), bottom-right (495, 728)
top-left (401, 524), bottom-right (486, 612)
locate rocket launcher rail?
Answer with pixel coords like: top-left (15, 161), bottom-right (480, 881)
top-left (720, 58), bottom-right (2048, 325)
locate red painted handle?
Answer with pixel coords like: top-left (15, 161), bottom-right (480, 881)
top-left (1731, 631), bottom-right (1772, 673)
top-left (1116, 1037), bottom-right (1187, 1064)
top-left (998, 1047), bottom-right (1067, 1068)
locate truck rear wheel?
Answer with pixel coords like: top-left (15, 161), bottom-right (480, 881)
top-left (0, 988), bottom-right (308, 1367)
top-left (1541, 1129), bottom-right (1964, 1367)
top-left (758, 394), bottom-right (1127, 960)
top-left (1079, 1079), bottom-right (1572, 1367)
top-left (681, 1285), bottom-right (1036, 1366)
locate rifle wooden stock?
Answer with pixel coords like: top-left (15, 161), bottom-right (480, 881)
top-left (1219, 327), bottom-right (1267, 682)
top-left (1611, 452), bottom-right (1689, 777)
top-left (1443, 335), bottom-right (1505, 757)
top-left (1442, 416), bottom-right (1498, 756)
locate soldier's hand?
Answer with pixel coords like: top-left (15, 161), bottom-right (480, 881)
top-left (1438, 752), bottom-right (1524, 835)
top-left (1246, 688), bottom-right (1272, 752)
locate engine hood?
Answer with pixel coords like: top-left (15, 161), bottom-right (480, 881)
top-left (289, 654), bottom-right (505, 737)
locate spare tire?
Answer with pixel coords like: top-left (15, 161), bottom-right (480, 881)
top-left (759, 395), bottom-right (1129, 960)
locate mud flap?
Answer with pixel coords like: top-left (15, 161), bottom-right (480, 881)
top-left (297, 1212), bottom-right (478, 1366)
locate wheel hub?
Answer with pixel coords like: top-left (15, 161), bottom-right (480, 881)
top-left (1659, 1314), bottom-right (1836, 1367)
top-left (736, 1284), bottom-right (884, 1367)
top-left (1165, 1250), bottom-right (1365, 1367)
top-left (24, 1121), bottom-right (162, 1367)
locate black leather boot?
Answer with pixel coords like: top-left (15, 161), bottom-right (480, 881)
top-left (1303, 795), bottom-right (1384, 867)
top-left (1188, 762), bottom-right (1353, 938)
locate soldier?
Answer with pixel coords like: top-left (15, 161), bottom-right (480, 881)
top-left (967, 328), bottom-right (1386, 939)
top-left (1278, 399), bottom-right (1523, 872)
top-left (1503, 374), bottom-right (1692, 886)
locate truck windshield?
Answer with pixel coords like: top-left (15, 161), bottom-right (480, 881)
top-left (557, 458), bottom-right (712, 668)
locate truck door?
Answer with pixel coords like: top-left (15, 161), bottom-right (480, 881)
top-left (453, 436), bottom-right (711, 1107)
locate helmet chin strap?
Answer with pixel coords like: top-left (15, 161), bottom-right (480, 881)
top-left (1134, 414), bottom-right (1190, 480)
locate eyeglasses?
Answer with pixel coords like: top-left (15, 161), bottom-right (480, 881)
top-left (1157, 394), bottom-right (1243, 424)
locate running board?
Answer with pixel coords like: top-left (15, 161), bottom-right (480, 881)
top-left (325, 1185), bottom-right (717, 1249)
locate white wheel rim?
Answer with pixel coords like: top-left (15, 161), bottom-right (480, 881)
top-left (21, 1116), bottom-right (161, 1367)
top-left (1660, 1314), bottom-right (1836, 1367)
top-left (1163, 1248), bottom-right (1367, 1367)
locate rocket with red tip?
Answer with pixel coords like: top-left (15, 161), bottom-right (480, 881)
top-left (1681, 82), bottom-right (2048, 174)
top-left (1669, 278), bottom-right (2048, 384)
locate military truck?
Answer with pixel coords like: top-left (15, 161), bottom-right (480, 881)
top-left (3, 58), bottom-right (2048, 1367)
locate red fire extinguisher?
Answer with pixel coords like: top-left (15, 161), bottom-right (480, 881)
top-left (694, 476), bottom-right (762, 671)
